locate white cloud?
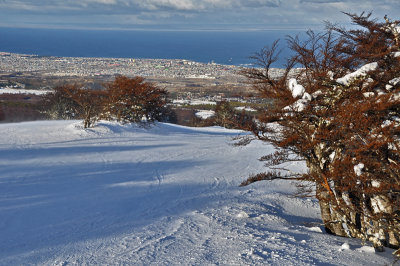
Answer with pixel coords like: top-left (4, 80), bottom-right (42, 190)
top-left (138, 0), bottom-right (198, 11)
top-left (0, 0), bottom-right (282, 13)
top-left (300, 0), bottom-right (342, 3)
top-left (133, 0), bottom-right (281, 11)
top-left (0, 0), bottom-right (398, 30)
top-left (87, 0), bottom-right (118, 4)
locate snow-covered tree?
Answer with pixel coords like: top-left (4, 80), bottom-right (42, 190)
top-left (240, 12), bottom-right (400, 254)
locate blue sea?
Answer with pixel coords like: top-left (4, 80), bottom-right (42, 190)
top-left (0, 27), bottom-right (297, 67)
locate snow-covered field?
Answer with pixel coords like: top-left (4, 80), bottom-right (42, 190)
top-left (0, 87), bottom-right (52, 95)
top-left (195, 110), bottom-right (215, 119)
top-left (172, 99), bottom-right (217, 106)
top-left (0, 121), bottom-right (395, 265)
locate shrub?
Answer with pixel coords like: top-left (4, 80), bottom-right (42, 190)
top-left (42, 85), bottom-right (81, 120)
top-left (43, 84), bottom-right (106, 128)
top-left (44, 76), bottom-right (172, 128)
top-left (103, 76), bottom-right (170, 124)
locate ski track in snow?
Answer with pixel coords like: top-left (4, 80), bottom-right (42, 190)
top-left (0, 120), bottom-right (396, 265)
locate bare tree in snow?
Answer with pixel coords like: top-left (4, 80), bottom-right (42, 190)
top-left (44, 84), bottom-right (106, 128)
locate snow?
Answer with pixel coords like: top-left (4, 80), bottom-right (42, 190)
top-left (172, 99), bottom-right (216, 106)
top-left (0, 120), bottom-right (395, 265)
top-left (306, 226), bottom-right (323, 233)
top-left (186, 74), bottom-right (216, 79)
top-left (0, 87), bottom-right (52, 95)
top-left (329, 151), bottom-right (336, 162)
top-left (284, 79), bottom-right (311, 112)
top-left (195, 110), bottom-right (215, 119)
top-left (371, 180), bottom-right (381, 188)
top-left (339, 242), bottom-right (351, 251)
top-left (235, 106), bottom-right (257, 112)
top-left (337, 62), bottom-right (378, 86)
top-left (386, 77), bottom-right (400, 90)
top-left (288, 78), bottom-right (306, 98)
top-left (302, 92), bottom-right (312, 101)
top-left (354, 163), bottom-right (365, 176)
top-left (356, 246), bottom-right (376, 253)
top-left (284, 99), bottom-right (309, 112)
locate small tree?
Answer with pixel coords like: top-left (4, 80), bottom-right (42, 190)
top-left (44, 76), bottom-right (171, 128)
top-left (42, 85), bottom-right (80, 120)
top-left (44, 85), bottom-right (106, 128)
top-left (104, 76), bottom-right (169, 124)
top-left (65, 86), bottom-right (106, 128)
top-left (240, 12), bottom-right (400, 253)
top-left (214, 101), bottom-right (235, 128)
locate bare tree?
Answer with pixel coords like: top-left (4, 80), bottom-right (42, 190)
top-left (240, 12), bottom-right (400, 253)
top-left (65, 86), bottom-right (106, 128)
top-left (44, 85), bottom-right (106, 128)
top-left (42, 85), bottom-right (80, 120)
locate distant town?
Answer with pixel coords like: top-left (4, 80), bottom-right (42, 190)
top-left (0, 51), bottom-right (245, 79)
top-left (0, 51), bottom-right (287, 95)
top-left (0, 51), bottom-right (285, 124)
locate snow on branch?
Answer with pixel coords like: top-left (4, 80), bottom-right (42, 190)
top-left (336, 62), bottom-right (378, 87)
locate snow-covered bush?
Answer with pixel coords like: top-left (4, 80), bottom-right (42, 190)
top-left (240, 12), bottom-right (400, 254)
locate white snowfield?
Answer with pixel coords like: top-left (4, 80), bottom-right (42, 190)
top-left (0, 121), bottom-right (395, 265)
top-left (0, 87), bottom-right (52, 95)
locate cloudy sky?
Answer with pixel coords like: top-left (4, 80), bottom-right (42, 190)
top-left (0, 0), bottom-right (398, 30)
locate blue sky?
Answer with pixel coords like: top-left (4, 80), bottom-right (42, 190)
top-left (0, 0), bottom-right (399, 30)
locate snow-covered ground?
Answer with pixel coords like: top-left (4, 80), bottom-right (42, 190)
top-left (195, 110), bottom-right (215, 119)
top-left (0, 121), bottom-right (395, 265)
top-left (0, 87), bottom-right (52, 95)
top-left (234, 106), bottom-right (257, 112)
top-left (172, 99), bottom-right (217, 106)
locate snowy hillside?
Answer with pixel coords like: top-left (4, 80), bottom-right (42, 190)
top-left (0, 121), bottom-right (395, 265)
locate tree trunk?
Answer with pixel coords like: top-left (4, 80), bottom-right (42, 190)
top-left (316, 183), bottom-right (347, 236)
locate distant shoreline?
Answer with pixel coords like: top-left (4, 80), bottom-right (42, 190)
top-left (0, 51), bottom-right (245, 79)
top-left (0, 27), bottom-right (293, 67)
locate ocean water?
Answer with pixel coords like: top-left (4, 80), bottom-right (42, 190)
top-left (0, 27), bottom-right (297, 67)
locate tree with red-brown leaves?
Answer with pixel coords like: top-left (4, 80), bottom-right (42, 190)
top-left (103, 76), bottom-right (170, 124)
top-left (240, 12), bottom-right (400, 254)
top-left (44, 76), bottom-right (171, 128)
top-left (65, 86), bottom-right (107, 128)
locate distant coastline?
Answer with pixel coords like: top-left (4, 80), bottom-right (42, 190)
top-left (0, 51), bottom-right (243, 79)
top-left (0, 27), bottom-right (294, 67)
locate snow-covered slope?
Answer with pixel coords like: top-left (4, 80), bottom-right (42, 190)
top-left (0, 121), bottom-right (395, 265)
